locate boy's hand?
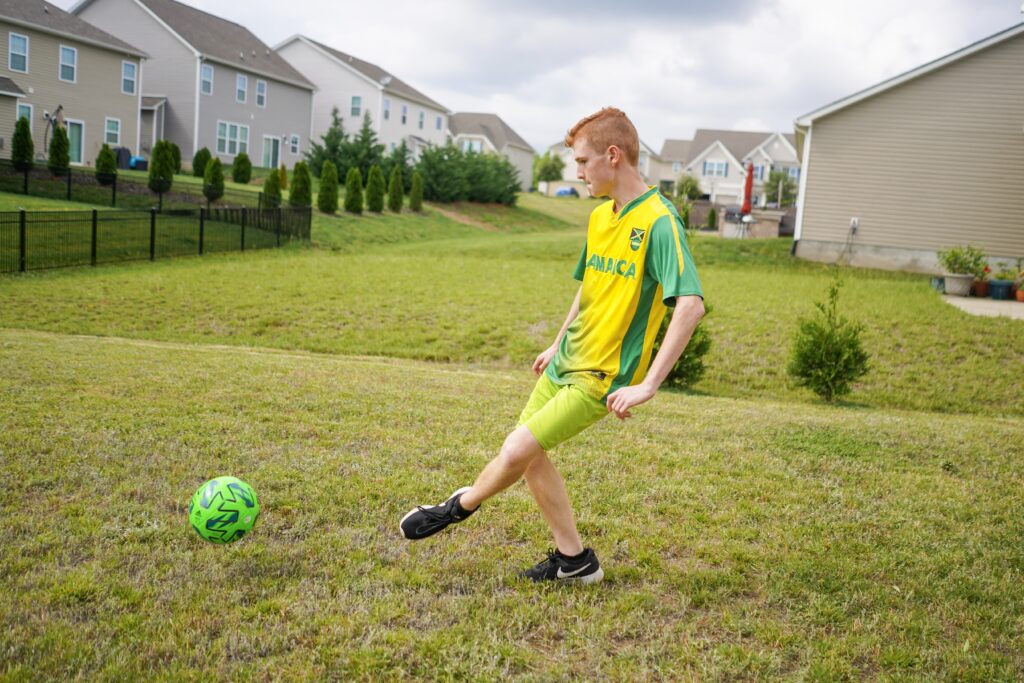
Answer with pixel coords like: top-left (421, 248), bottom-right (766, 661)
top-left (532, 345), bottom-right (558, 376)
top-left (605, 383), bottom-right (656, 420)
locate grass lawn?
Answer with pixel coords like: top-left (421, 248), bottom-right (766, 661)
top-left (1, 191), bottom-right (1022, 679)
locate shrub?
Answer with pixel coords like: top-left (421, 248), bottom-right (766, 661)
top-left (203, 158), bottom-right (224, 205)
top-left (48, 125), bottom-right (70, 176)
top-left (706, 206), bottom-right (717, 230)
top-left (279, 163), bottom-right (288, 190)
top-left (387, 165), bottom-right (403, 212)
top-left (464, 152), bottom-right (519, 205)
top-left (95, 144), bottom-right (117, 185)
top-left (652, 303), bottom-right (712, 390)
top-left (317, 160), bottom-right (339, 214)
top-left (192, 147), bottom-right (211, 178)
top-left (409, 171), bottom-right (423, 212)
top-left (11, 117), bottom-right (34, 172)
top-left (289, 161), bottom-right (312, 207)
top-left (416, 143), bottom-right (468, 202)
top-left (148, 139), bottom-right (175, 195)
top-left (262, 168), bottom-right (281, 208)
top-left (232, 152), bottom-right (252, 184)
top-left (169, 142), bottom-right (181, 174)
top-left (787, 280), bottom-right (870, 402)
top-left (937, 245), bottom-right (986, 277)
top-left (344, 167), bottom-right (363, 214)
top-left (366, 165), bottom-right (385, 213)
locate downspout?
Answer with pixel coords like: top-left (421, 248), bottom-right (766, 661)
top-left (792, 123), bottom-right (812, 256)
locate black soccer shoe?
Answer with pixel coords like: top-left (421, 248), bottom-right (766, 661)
top-left (400, 487), bottom-right (476, 540)
top-left (520, 548), bottom-right (604, 584)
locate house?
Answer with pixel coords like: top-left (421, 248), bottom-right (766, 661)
top-left (449, 112), bottom-right (533, 190)
top-left (656, 139), bottom-right (693, 195)
top-left (274, 35), bottom-right (449, 159)
top-left (73, 0), bottom-right (315, 169)
top-left (542, 138), bottom-right (662, 196)
top-left (1, 0), bottom-right (145, 166)
top-left (794, 22), bottom-right (1024, 273)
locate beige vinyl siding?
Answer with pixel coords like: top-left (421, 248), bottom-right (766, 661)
top-left (800, 33), bottom-right (1024, 259)
top-left (1, 21), bottom-right (140, 165)
top-left (140, 107), bottom-right (153, 153)
top-left (0, 96), bottom-right (17, 156)
top-left (77, 0), bottom-right (197, 155)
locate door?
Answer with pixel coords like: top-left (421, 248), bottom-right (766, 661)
top-left (66, 120), bottom-right (84, 165)
top-left (262, 136), bottom-right (280, 169)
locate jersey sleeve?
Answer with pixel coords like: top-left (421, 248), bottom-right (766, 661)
top-left (648, 215), bottom-right (703, 305)
top-left (572, 241), bottom-right (588, 281)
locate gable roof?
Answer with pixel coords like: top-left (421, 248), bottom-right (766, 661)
top-left (284, 36), bottom-right (446, 112)
top-left (450, 112), bottom-right (532, 152)
top-left (3, 0), bottom-right (145, 58)
top-left (0, 76), bottom-right (26, 97)
top-left (660, 139), bottom-right (692, 161)
top-left (687, 129), bottom-right (776, 166)
top-left (796, 22), bottom-right (1024, 126)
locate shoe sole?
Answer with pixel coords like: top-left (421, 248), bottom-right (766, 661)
top-left (399, 486), bottom-right (472, 539)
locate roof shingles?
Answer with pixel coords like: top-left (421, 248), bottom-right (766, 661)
top-left (449, 112), bottom-right (532, 152)
top-left (2, 0), bottom-right (144, 56)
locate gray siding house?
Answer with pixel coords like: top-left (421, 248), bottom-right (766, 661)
top-left (449, 112), bottom-right (534, 191)
top-left (73, 0), bottom-right (314, 169)
top-left (2, 0), bottom-right (144, 166)
top-left (794, 23), bottom-right (1024, 273)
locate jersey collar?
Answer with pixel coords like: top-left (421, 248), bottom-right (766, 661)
top-left (614, 186), bottom-right (658, 223)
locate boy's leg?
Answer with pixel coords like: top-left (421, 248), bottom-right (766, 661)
top-left (523, 452), bottom-right (583, 556)
top-left (458, 425), bottom-right (543, 511)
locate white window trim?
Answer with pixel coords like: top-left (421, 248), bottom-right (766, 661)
top-left (59, 44), bottom-right (77, 84)
top-left (256, 79), bottom-right (267, 108)
top-left (216, 119), bottom-right (249, 157)
top-left (104, 116), bottom-right (121, 146)
top-left (65, 118), bottom-right (85, 165)
top-left (383, 98), bottom-right (390, 121)
top-left (16, 101), bottom-right (32, 136)
top-left (289, 134), bottom-right (299, 155)
top-left (201, 64), bottom-right (214, 96)
top-left (351, 95), bottom-right (361, 117)
top-left (401, 104), bottom-right (407, 125)
top-left (262, 135), bottom-right (281, 168)
top-left (236, 74), bottom-right (247, 103)
top-left (436, 115), bottom-right (442, 130)
top-left (8, 32), bottom-right (29, 73)
top-left (418, 110), bottom-right (424, 130)
top-left (121, 60), bottom-right (137, 95)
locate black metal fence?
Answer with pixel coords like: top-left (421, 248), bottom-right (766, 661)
top-left (0, 207), bottom-right (311, 273)
top-left (0, 159), bottom-right (265, 209)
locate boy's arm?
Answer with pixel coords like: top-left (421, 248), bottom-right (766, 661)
top-left (605, 295), bottom-right (705, 419)
top-left (532, 286), bottom-right (582, 376)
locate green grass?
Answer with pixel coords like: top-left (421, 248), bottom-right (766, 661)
top-left (1, 191), bottom-right (1023, 679)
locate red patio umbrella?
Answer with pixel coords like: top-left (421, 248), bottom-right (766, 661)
top-left (741, 162), bottom-right (754, 215)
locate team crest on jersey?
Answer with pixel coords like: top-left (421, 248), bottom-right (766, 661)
top-left (629, 228), bottom-right (646, 251)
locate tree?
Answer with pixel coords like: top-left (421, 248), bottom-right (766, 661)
top-left (344, 167), bottom-right (363, 214)
top-left (95, 144), bottom-right (117, 185)
top-left (344, 112), bottom-right (385, 181)
top-left (706, 206), bottom-right (717, 230)
top-left (262, 168), bottom-right (281, 208)
top-left (381, 140), bottom-right (412, 193)
top-left (48, 125), bottom-right (70, 176)
top-left (464, 151), bottom-right (519, 205)
top-left (652, 303), bottom-right (713, 390)
top-left (232, 151), bottom-right (252, 184)
top-left (533, 151), bottom-right (565, 186)
top-left (387, 165), bottom-right (404, 212)
top-left (305, 107), bottom-right (347, 178)
top-left (787, 279), bottom-right (870, 402)
top-left (11, 116), bottom-right (34, 172)
top-left (409, 170), bottom-right (423, 212)
top-left (192, 147), bottom-right (211, 178)
top-left (674, 173), bottom-right (702, 203)
top-left (366, 164), bottom-right (385, 213)
top-left (149, 139), bottom-right (175, 207)
top-left (169, 142), bottom-right (182, 174)
top-left (416, 142), bottom-right (468, 202)
top-left (279, 163), bottom-right (288, 190)
top-left (289, 161), bottom-right (312, 207)
top-left (203, 157), bottom-right (224, 207)
top-left (765, 168), bottom-right (798, 207)
top-left (317, 160), bottom-right (339, 214)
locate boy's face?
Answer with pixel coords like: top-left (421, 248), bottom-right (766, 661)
top-left (573, 138), bottom-right (614, 198)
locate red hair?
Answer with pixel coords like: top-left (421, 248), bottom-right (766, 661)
top-left (564, 107), bottom-right (639, 166)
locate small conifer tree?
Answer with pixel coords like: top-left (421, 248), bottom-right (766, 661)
top-left (279, 163), bottom-right (288, 190)
top-left (366, 165), bottom-right (385, 213)
top-left (48, 125), bottom-right (70, 176)
top-left (232, 151), bottom-right (252, 184)
top-left (317, 160), bottom-right (339, 214)
top-left (409, 171), bottom-right (423, 212)
top-left (289, 161), bottom-right (312, 207)
top-left (149, 140), bottom-right (175, 208)
top-left (262, 168), bottom-right (281, 208)
top-left (192, 147), bottom-right (211, 178)
top-left (169, 142), bottom-right (182, 174)
top-left (95, 144), bottom-right (117, 185)
top-left (203, 157), bottom-right (225, 207)
top-left (387, 165), bottom-right (403, 212)
top-left (11, 117), bottom-right (34, 172)
top-left (344, 167), bottom-right (363, 214)
top-left (706, 206), bottom-right (717, 230)
top-left (652, 304), bottom-right (712, 390)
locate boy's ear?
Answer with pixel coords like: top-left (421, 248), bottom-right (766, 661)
top-left (607, 145), bottom-right (621, 167)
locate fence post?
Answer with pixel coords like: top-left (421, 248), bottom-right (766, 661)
top-left (276, 208), bottom-right (281, 247)
top-left (199, 207), bottom-right (205, 255)
top-left (66, 167), bottom-right (72, 201)
top-left (258, 192), bottom-right (262, 211)
top-left (240, 209), bottom-right (246, 252)
top-left (111, 175), bottom-right (117, 208)
top-left (18, 209), bottom-right (26, 273)
top-left (91, 209), bottom-right (98, 266)
top-left (150, 207), bottom-right (157, 261)
top-left (22, 169), bottom-right (28, 195)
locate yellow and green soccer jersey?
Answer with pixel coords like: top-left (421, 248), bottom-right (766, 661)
top-left (546, 187), bottom-right (703, 401)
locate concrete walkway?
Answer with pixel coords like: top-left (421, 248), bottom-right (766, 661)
top-left (942, 295), bottom-right (1024, 320)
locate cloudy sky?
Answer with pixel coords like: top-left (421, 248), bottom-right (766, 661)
top-left (57, 0), bottom-right (1020, 151)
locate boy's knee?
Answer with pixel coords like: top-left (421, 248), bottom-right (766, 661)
top-left (499, 428), bottom-right (542, 470)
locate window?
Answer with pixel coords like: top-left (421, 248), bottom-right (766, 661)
top-left (104, 117), bottom-right (120, 145)
top-left (436, 115), bottom-right (442, 130)
top-left (401, 104), bottom-right (407, 125)
top-left (461, 139), bottom-right (482, 153)
top-left (351, 95), bottom-right (361, 117)
top-left (753, 164), bottom-right (765, 181)
top-left (59, 45), bottom-right (77, 83)
top-left (418, 110), bottom-right (424, 130)
top-left (289, 134), bottom-right (299, 155)
top-left (236, 74), bottom-right (247, 103)
top-left (9, 33), bottom-right (28, 73)
top-left (672, 162), bottom-right (682, 173)
top-left (201, 64), bottom-right (213, 95)
top-left (383, 98), bottom-right (390, 121)
top-left (702, 161), bottom-right (728, 177)
top-left (16, 102), bottom-right (31, 124)
top-left (256, 80), bottom-right (266, 107)
top-left (121, 61), bottom-right (137, 95)
top-left (217, 120), bottom-right (249, 156)
top-left (788, 166), bottom-right (800, 180)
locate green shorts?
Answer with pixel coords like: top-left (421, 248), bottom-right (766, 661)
top-left (517, 374), bottom-right (608, 451)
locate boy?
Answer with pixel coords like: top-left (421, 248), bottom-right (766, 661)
top-left (400, 108), bottom-right (704, 583)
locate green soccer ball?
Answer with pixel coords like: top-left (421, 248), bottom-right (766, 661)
top-left (189, 476), bottom-right (260, 544)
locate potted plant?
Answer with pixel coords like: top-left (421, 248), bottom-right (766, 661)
top-left (973, 265), bottom-right (990, 298)
top-left (937, 245), bottom-right (986, 297)
top-left (989, 268), bottom-right (1016, 301)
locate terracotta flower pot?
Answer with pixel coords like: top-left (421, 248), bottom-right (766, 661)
top-left (1016, 288), bottom-right (1024, 302)
top-left (973, 280), bottom-right (989, 298)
